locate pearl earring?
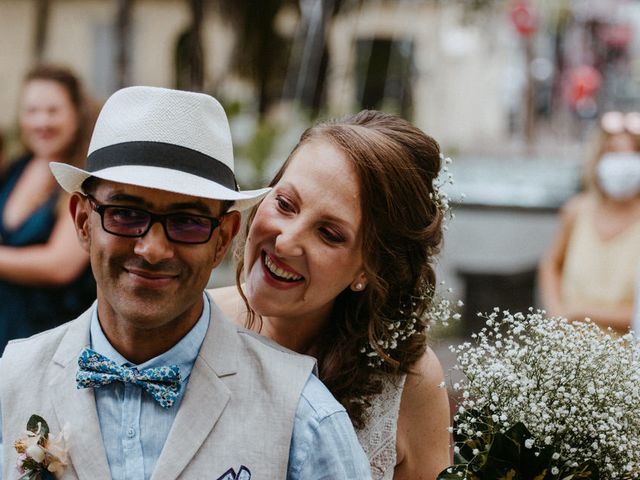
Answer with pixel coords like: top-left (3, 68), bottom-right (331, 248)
top-left (354, 282), bottom-right (364, 291)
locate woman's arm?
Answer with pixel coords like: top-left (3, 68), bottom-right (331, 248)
top-left (0, 207), bottom-right (88, 286)
top-left (538, 195), bottom-right (582, 316)
top-left (565, 304), bottom-right (633, 333)
top-left (394, 347), bottom-right (451, 480)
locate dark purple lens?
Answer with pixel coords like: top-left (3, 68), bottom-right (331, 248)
top-left (165, 214), bottom-right (213, 242)
top-left (104, 207), bottom-right (150, 236)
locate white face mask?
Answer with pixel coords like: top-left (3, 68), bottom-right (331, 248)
top-left (596, 152), bottom-right (640, 200)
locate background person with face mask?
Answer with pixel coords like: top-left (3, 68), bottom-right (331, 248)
top-left (539, 111), bottom-right (640, 333)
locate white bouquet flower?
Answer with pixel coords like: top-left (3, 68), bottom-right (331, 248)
top-left (438, 308), bottom-right (640, 479)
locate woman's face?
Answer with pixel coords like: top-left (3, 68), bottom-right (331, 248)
top-left (19, 79), bottom-right (79, 159)
top-left (243, 138), bottom-right (365, 325)
top-left (604, 132), bottom-right (636, 153)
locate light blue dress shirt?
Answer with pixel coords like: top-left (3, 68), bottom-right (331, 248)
top-left (0, 294), bottom-right (369, 480)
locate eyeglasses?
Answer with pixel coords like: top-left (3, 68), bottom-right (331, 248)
top-left (600, 111), bottom-right (640, 135)
top-left (85, 195), bottom-right (222, 244)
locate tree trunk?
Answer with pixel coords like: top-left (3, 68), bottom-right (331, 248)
top-left (523, 35), bottom-right (535, 146)
top-left (116, 0), bottom-right (133, 89)
top-left (33, 0), bottom-right (51, 62)
top-left (188, 0), bottom-right (204, 91)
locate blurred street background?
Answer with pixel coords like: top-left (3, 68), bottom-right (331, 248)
top-left (2, 0), bottom-right (640, 344)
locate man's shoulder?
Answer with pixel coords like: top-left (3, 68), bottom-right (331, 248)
top-left (4, 321), bottom-right (72, 355)
top-left (297, 374), bottom-right (347, 423)
top-left (237, 327), bottom-right (317, 371)
top-left (237, 326), bottom-right (301, 355)
top-left (1, 313), bottom-right (85, 370)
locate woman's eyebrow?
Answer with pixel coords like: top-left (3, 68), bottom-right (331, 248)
top-left (278, 181), bottom-right (359, 233)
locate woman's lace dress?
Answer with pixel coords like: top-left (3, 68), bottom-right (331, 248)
top-left (356, 374), bottom-right (406, 480)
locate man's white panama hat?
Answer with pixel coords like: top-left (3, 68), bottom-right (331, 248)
top-left (49, 85), bottom-right (270, 211)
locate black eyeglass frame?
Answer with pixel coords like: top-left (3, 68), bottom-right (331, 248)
top-left (84, 194), bottom-right (223, 245)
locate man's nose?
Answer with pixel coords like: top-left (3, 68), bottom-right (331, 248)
top-left (133, 221), bottom-right (175, 264)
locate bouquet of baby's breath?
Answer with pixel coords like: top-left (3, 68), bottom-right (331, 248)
top-left (438, 308), bottom-right (640, 479)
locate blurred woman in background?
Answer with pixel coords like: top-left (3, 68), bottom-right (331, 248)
top-left (0, 64), bottom-right (98, 352)
top-left (539, 111), bottom-right (640, 333)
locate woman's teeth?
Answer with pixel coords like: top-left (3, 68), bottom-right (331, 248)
top-left (264, 254), bottom-right (303, 282)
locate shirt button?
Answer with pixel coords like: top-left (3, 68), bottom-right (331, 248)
top-left (127, 427), bottom-right (136, 438)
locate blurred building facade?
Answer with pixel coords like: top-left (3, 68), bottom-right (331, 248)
top-left (4, 0), bottom-right (640, 326)
top-left (0, 0), bottom-right (516, 152)
top-left (4, 1), bottom-right (640, 153)
top-left (0, 0), bottom-right (236, 126)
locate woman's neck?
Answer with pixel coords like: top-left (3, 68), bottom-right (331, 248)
top-left (32, 153), bottom-right (62, 163)
top-left (600, 194), bottom-right (640, 213)
top-left (260, 312), bottom-right (330, 356)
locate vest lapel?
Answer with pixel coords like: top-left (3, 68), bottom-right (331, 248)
top-left (49, 308), bottom-right (112, 480)
top-left (150, 299), bottom-right (237, 480)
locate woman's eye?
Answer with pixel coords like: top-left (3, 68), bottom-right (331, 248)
top-left (319, 227), bottom-right (344, 243)
top-left (275, 196), bottom-right (294, 213)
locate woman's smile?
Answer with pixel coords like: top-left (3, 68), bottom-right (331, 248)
top-left (262, 251), bottom-right (304, 283)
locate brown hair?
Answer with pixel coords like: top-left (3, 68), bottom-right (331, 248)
top-left (22, 64), bottom-right (98, 168)
top-left (236, 110), bottom-right (444, 427)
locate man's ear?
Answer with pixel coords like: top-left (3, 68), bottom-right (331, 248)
top-left (212, 210), bottom-right (241, 267)
top-left (69, 193), bottom-right (91, 252)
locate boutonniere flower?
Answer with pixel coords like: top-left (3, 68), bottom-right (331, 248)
top-left (14, 415), bottom-right (68, 480)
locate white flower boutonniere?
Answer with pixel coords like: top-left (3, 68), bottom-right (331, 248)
top-left (14, 415), bottom-right (68, 480)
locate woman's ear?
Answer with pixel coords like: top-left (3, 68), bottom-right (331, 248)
top-left (69, 193), bottom-right (91, 252)
top-left (350, 273), bottom-right (368, 292)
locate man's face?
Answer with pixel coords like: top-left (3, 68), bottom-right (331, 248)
top-left (71, 180), bottom-right (239, 334)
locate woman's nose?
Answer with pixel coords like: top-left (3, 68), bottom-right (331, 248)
top-left (274, 227), bottom-right (304, 258)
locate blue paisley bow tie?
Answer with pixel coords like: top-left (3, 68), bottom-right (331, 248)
top-left (76, 347), bottom-right (182, 409)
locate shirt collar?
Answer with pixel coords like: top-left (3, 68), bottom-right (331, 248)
top-left (89, 293), bottom-right (210, 382)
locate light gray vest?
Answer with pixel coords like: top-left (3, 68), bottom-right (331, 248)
top-left (0, 299), bottom-right (315, 480)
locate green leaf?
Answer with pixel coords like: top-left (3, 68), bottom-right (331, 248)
top-left (21, 459), bottom-right (41, 471)
top-left (452, 407), bottom-right (497, 462)
top-left (448, 414), bottom-right (601, 480)
top-left (26, 415), bottom-right (49, 439)
top-left (561, 460), bottom-right (599, 480)
top-left (437, 465), bottom-right (467, 479)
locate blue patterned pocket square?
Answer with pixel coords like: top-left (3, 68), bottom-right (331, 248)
top-left (216, 466), bottom-right (251, 480)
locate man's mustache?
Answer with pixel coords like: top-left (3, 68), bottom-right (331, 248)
top-left (121, 258), bottom-right (183, 276)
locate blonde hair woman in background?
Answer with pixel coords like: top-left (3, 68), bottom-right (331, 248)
top-left (0, 64), bottom-right (98, 352)
top-left (539, 111), bottom-right (640, 333)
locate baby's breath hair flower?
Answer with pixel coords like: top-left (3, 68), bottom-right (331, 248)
top-left (360, 153), bottom-right (459, 367)
top-left (431, 153), bottom-right (456, 225)
top-left (438, 309), bottom-right (640, 479)
top-left (360, 284), bottom-right (460, 368)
